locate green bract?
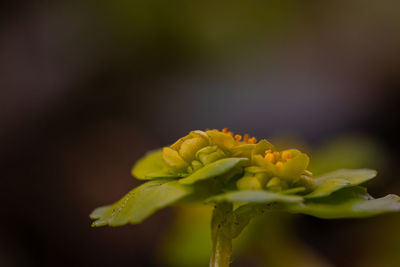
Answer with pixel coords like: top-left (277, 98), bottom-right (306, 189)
top-left (90, 129), bottom-right (400, 266)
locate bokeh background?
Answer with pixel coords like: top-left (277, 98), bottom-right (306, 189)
top-left (1, 1), bottom-right (400, 266)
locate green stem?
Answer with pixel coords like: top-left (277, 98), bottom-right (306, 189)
top-left (210, 202), bottom-right (233, 267)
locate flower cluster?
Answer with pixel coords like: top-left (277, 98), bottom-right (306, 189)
top-left (162, 129), bottom-right (255, 173)
top-left (90, 128), bottom-right (400, 228)
top-left (162, 128), bottom-right (313, 193)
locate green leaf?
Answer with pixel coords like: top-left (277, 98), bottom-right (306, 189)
top-left (131, 149), bottom-right (177, 180)
top-left (90, 179), bottom-right (192, 227)
top-left (230, 203), bottom-right (276, 238)
top-left (305, 169), bottom-right (377, 199)
top-left (179, 158), bottom-right (249, 185)
top-left (306, 186), bottom-right (372, 204)
top-left (230, 201), bottom-right (299, 238)
top-left (206, 190), bottom-right (303, 204)
top-left (281, 187), bottom-right (306, 195)
top-left (230, 204), bottom-right (259, 238)
top-left (288, 194), bottom-right (400, 219)
top-left (145, 170), bottom-right (178, 179)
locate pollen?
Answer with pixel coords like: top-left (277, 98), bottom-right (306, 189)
top-left (205, 128), bottom-right (258, 144)
top-left (275, 161), bottom-right (283, 168)
top-left (248, 137), bottom-right (257, 144)
top-left (281, 151), bottom-right (292, 161)
top-left (265, 152), bottom-right (275, 163)
top-left (234, 134), bottom-right (242, 141)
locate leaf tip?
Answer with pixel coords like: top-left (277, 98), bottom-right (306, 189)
top-left (91, 220), bottom-right (107, 227)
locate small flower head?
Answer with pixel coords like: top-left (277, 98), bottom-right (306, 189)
top-left (250, 144), bottom-right (313, 191)
top-left (162, 128), bottom-right (313, 192)
top-left (162, 130), bottom-right (209, 173)
top-left (163, 128), bottom-right (260, 175)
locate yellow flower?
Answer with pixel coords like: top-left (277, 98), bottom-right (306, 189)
top-left (252, 147), bottom-right (314, 191)
top-left (162, 128), bottom-right (259, 175)
top-left (162, 130), bottom-right (209, 173)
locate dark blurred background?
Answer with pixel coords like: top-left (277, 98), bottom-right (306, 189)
top-left (1, 1), bottom-right (400, 266)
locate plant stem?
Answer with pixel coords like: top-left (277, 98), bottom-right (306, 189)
top-left (210, 202), bottom-right (233, 267)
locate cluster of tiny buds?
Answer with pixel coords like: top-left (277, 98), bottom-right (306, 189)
top-left (206, 128), bottom-right (258, 144)
top-left (264, 150), bottom-right (292, 168)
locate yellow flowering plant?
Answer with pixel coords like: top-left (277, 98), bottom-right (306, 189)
top-left (90, 129), bottom-right (400, 267)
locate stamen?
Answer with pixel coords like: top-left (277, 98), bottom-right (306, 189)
top-left (234, 134), bottom-right (242, 141)
top-left (275, 161), bottom-right (283, 168)
top-left (273, 152), bottom-right (280, 161)
top-left (265, 149), bottom-right (272, 154)
top-left (222, 128), bottom-right (229, 133)
top-left (281, 151), bottom-right (292, 161)
top-left (243, 134), bottom-right (249, 142)
top-left (248, 137), bottom-right (257, 144)
top-left (227, 131), bottom-right (234, 136)
top-left (265, 153), bottom-right (275, 163)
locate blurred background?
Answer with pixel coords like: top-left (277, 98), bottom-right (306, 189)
top-left (1, 1), bottom-right (400, 266)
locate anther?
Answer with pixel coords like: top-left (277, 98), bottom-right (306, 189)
top-left (273, 152), bottom-right (280, 161)
top-left (275, 161), bottom-right (283, 168)
top-left (265, 153), bottom-right (275, 163)
top-left (248, 137), bottom-right (257, 144)
top-left (234, 134), bottom-right (242, 141)
top-left (243, 134), bottom-right (249, 142)
top-left (227, 131), bottom-right (234, 136)
top-left (222, 128), bottom-right (229, 133)
top-left (281, 151), bottom-right (292, 161)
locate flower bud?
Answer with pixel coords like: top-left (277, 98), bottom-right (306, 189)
top-left (231, 144), bottom-right (256, 158)
top-left (291, 172), bottom-right (315, 191)
top-left (237, 176), bottom-right (262, 190)
top-left (196, 146), bottom-right (226, 165)
top-left (162, 147), bottom-right (189, 173)
top-left (179, 136), bottom-right (209, 162)
top-left (266, 177), bottom-right (289, 192)
top-left (236, 166), bottom-right (271, 191)
top-left (191, 160), bottom-right (203, 172)
top-left (163, 130), bottom-right (210, 174)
